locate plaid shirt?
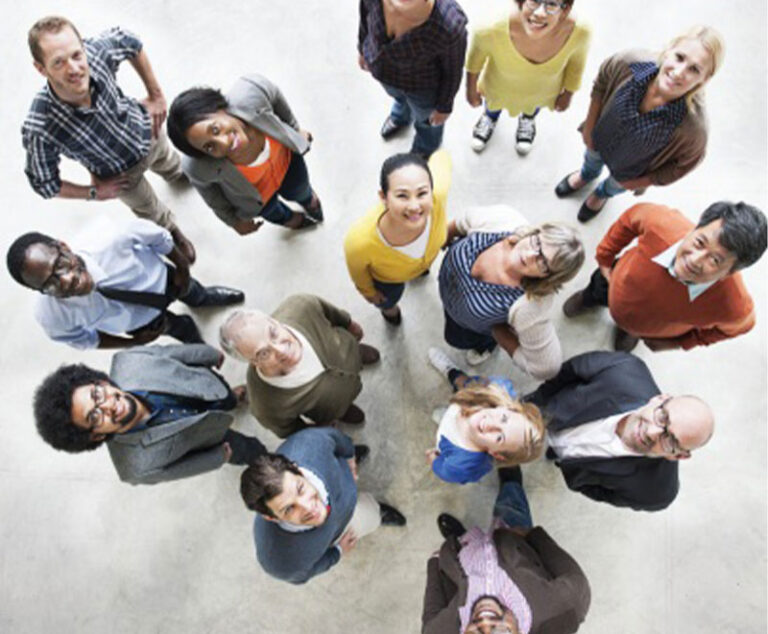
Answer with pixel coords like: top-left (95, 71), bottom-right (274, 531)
top-left (592, 62), bottom-right (687, 181)
top-left (358, 0), bottom-right (468, 113)
top-left (22, 27), bottom-right (152, 198)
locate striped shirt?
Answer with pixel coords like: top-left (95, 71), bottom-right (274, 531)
top-left (592, 62), bottom-right (687, 181)
top-left (22, 27), bottom-right (151, 198)
top-left (439, 232), bottom-right (524, 335)
top-left (358, 0), bottom-right (468, 113)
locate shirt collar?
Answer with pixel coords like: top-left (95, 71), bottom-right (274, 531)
top-left (77, 249), bottom-right (107, 286)
top-left (277, 466), bottom-right (330, 533)
top-left (652, 240), bottom-right (717, 301)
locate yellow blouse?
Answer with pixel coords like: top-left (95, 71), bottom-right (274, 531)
top-left (466, 17), bottom-right (591, 116)
top-left (343, 150), bottom-right (452, 299)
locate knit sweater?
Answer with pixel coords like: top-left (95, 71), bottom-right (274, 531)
top-left (344, 150), bottom-right (452, 298)
top-left (247, 295), bottom-right (362, 438)
top-left (253, 427), bottom-right (356, 584)
top-left (596, 203), bottom-right (755, 349)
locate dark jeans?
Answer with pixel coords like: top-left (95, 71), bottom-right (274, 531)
top-left (382, 83), bottom-right (444, 156)
top-left (373, 279), bottom-right (406, 309)
top-left (259, 151), bottom-right (313, 225)
top-left (485, 104), bottom-right (540, 121)
top-left (443, 310), bottom-right (497, 353)
top-left (582, 267), bottom-right (611, 308)
top-left (493, 480), bottom-right (533, 529)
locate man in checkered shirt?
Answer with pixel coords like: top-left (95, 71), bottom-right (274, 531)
top-left (22, 16), bottom-right (196, 262)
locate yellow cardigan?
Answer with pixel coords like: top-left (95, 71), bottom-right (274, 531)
top-left (344, 150), bottom-right (452, 299)
top-left (466, 17), bottom-right (591, 117)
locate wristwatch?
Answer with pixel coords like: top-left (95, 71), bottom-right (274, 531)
top-left (87, 186), bottom-right (98, 200)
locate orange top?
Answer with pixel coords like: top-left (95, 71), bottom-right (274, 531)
top-left (235, 135), bottom-right (292, 202)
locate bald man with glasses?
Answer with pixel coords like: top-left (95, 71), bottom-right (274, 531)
top-left (523, 351), bottom-right (714, 511)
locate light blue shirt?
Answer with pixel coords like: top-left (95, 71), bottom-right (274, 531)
top-left (651, 240), bottom-right (716, 302)
top-left (34, 219), bottom-right (174, 349)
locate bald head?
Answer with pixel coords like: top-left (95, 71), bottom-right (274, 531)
top-left (668, 395), bottom-right (715, 452)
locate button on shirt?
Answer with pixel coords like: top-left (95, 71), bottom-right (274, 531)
top-left (547, 413), bottom-right (642, 460)
top-left (34, 219), bottom-right (173, 349)
top-left (439, 232), bottom-right (524, 335)
top-left (592, 62), bottom-right (687, 181)
top-left (652, 240), bottom-right (717, 302)
top-left (22, 27), bottom-right (151, 198)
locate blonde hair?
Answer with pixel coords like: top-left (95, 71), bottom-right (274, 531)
top-left (450, 384), bottom-right (546, 465)
top-left (509, 222), bottom-right (585, 298)
top-left (660, 25), bottom-right (725, 110)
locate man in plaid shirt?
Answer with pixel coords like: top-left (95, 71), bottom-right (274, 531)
top-left (22, 16), bottom-right (196, 261)
top-left (358, 0), bottom-right (468, 157)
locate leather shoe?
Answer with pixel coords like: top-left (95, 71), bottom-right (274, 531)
top-left (379, 502), bottom-right (407, 526)
top-left (381, 306), bottom-right (402, 326)
top-left (555, 172), bottom-right (584, 198)
top-left (339, 403), bottom-right (365, 425)
top-left (437, 513), bottom-right (466, 539)
top-left (198, 286), bottom-right (245, 307)
top-left (380, 115), bottom-right (408, 140)
top-left (165, 314), bottom-right (204, 344)
top-left (359, 343), bottom-right (381, 365)
top-left (304, 190), bottom-right (324, 223)
top-left (613, 326), bottom-right (640, 353)
top-left (498, 466), bottom-right (523, 486)
top-left (577, 195), bottom-right (607, 223)
top-left (562, 290), bottom-right (591, 318)
top-left (354, 444), bottom-right (370, 465)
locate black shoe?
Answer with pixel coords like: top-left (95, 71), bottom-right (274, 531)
top-left (409, 148), bottom-right (431, 160)
top-left (437, 513), bottom-right (466, 539)
top-left (339, 403), bottom-right (365, 425)
top-left (359, 343), bottom-right (381, 365)
top-left (165, 314), bottom-right (204, 344)
top-left (381, 306), bottom-right (402, 326)
top-left (577, 196), bottom-right (607, 223)
top-left (197, 286), bottom-right (245, 307)
top-left (304, 190), bottom-right (324, 223)
top-left (498, 466), bottom-right (523, 486)
top-left (555, 172), bottom-right (586, 198)
top-left (379, 502), bottom-right (406, 526)
top-left (613, 326), bottom-right (640, 353)
top-left (294, 213), bottom-right (321, 229)
top-left (545, 447), bottom-right (557, 461)
top-left (354, 444), bottom-right (370, 465)
top-left (381, 115), bottom-right (408, 140)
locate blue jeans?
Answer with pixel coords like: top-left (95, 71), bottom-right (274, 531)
top-left (373, 279), bottom-right (406, 310)
top-left (493, 480), bottom-right (533, 529)
top-left (258, 152), bottom-right (313, 225)
top-left (485, 103), bottom-right (539, 122)
top-left (443, 310), bottom-right (497, 354)
top-left (579, 148), bottom-right (627, 199)
top-left (382, 83), bottom-right (444, 156)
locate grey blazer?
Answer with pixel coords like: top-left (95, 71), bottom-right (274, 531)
top-left (182, 74), bottom-right (310, 228)
top-left (106, 344), bottom-right (234, 485)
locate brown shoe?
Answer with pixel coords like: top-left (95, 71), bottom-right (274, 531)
top-left (562, 290), bottom-right (593, 318)
top-left (359, 343), bottom-right (381, 365)
top-left (339, 403), bottom-right (365, 425)
top-left (613, 326), bottom-right (640, 352)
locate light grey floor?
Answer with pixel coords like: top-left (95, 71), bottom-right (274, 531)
top-left (1, 1), bottom-right (765, 633)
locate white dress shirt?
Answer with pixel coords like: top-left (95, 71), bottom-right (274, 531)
top-left (547, 412), bottom-right (642, 460)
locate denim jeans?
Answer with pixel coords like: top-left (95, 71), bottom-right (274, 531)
top-left (443, 310), bottom-right (497, 354)
top-left (259, 151), bottom-right (313, 225)
top-left (485, 103), bottom-right (539, 122)
top-left (493, 480), bottom-right (533, 529)
top-left (382, 83), bottom-right (444, 156)
top-left (579, 147), bottom-right (627, 199)
top-left (373, 279), bottom-right (406, 309)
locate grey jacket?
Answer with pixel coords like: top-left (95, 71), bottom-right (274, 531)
top-left (182, 74), bottom-right (310, 227)
top-left (106, 344), bottom-right (234, 485)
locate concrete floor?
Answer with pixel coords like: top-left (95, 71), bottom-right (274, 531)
top-left (1, 1), bottom-right (765, 633)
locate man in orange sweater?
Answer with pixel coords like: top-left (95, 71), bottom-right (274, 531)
top-left (563, 201), bottom-right (766, 352)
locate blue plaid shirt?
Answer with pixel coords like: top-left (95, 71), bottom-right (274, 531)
top-left (592, 62), bottom-right (687, 181)
top-left (22, 27), bottom-right (152, 198)
top-left (439, 232), bottom-right (524, 336)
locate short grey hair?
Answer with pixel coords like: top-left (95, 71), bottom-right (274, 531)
top-left (218, 309), bottom-right (270, 364)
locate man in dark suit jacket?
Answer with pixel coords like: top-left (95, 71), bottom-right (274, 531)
top-left (33, 344), bottom-right (265, 485)
top-left (525, 351), bottom-right (714, 511)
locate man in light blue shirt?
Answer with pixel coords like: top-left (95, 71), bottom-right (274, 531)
top-left (6, 218), bottom-right (243, 349)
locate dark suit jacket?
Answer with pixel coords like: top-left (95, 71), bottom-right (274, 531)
top-left (525, 351), bottom-right (679, 511)
top-left (422, 527), bottom-right (590, 634)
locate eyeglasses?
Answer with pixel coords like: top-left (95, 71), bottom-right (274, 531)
top-left (653, 397), bottom-right (690, 457)
top-left (530, 233), bottom-right (551, 276)
top-left (524, 0), bottom-right (568, 16)
top-left (85, 383), bottom-right (109, 428)
top-left (39, 245), bottom-right (79, 295)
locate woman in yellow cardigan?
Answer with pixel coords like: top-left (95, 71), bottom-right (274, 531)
top-left (466, 0), bottom-right (590, 155)
top-left (344, 150), bottom-right (451, 325)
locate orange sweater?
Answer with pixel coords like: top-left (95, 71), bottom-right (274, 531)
top-left (596, 203), bottom-right (755, 349)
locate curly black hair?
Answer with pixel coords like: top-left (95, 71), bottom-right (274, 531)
top-left (167, 87), bottom-right (229, 159)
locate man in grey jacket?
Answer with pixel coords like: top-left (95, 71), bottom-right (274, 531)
top-left (33, 344), bottom-right (266, 485)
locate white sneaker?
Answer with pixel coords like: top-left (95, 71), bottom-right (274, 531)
top-left (428, 347), bottom-right (458, 377)
top-left (471, 114), bottom-right (497, 152)
top-left (466, 349), bottom-right (492, 366)
top-left (515, 114), bottom-right (536, 156)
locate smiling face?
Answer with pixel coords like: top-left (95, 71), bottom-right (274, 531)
top-left (265, 471), bottom-right (328, 527)
top-left (466, 406), bottom-right (540, 459)
top-left (519, 0), bottom-right (570, 40)
top-left (21, 241), bottom-right (94, 297)
top-left (185, 110), bottom-right (255, 162)
top-left (379, 163), bottom-right (434, 231)
top-left (656, 38), bottom-right (714, 102)
top-left (70, 381), bottom-right (145, 441)
top-left (464, 596), bottom-right (520, 634)
top-left (235, 316), bottom-right (302, 377)
top-left (34, 26), bottom-right (90, 105)
top-left (673, 219), bottom-right (738, 284)
top-left (504, 233), bottom-right (557, 280)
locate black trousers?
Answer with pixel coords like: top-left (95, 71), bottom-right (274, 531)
top-left (582, 268), bottom-right (611, 308)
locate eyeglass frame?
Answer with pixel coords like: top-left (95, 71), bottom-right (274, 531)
top-left (529, 232), bottom-right (552, 276)
top-left (38, 242), bottom-right (80, 296)
top-left (523, 0), bottom-right (569, 16)
top-left (653, 397), bottom-right (691, 458)
top-left (84, 382), bottom-right (110, 429)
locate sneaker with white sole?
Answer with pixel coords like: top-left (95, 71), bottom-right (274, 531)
top-left (471, 114), bottom-right (497, 152)
top-left (428, 347), bottom-right (458, 377)
top-left (466, 348), bottom-right (492, 366)
top-left (515, 114), bottom-right (536, 155)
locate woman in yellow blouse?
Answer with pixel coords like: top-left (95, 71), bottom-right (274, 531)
top-left (344, 150), bottom-right (451, 325)
top-left (466, 0), bottom-right (590, 155)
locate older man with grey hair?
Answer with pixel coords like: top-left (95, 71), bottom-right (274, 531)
top-left (220, 294), bottom-right (380, 438)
